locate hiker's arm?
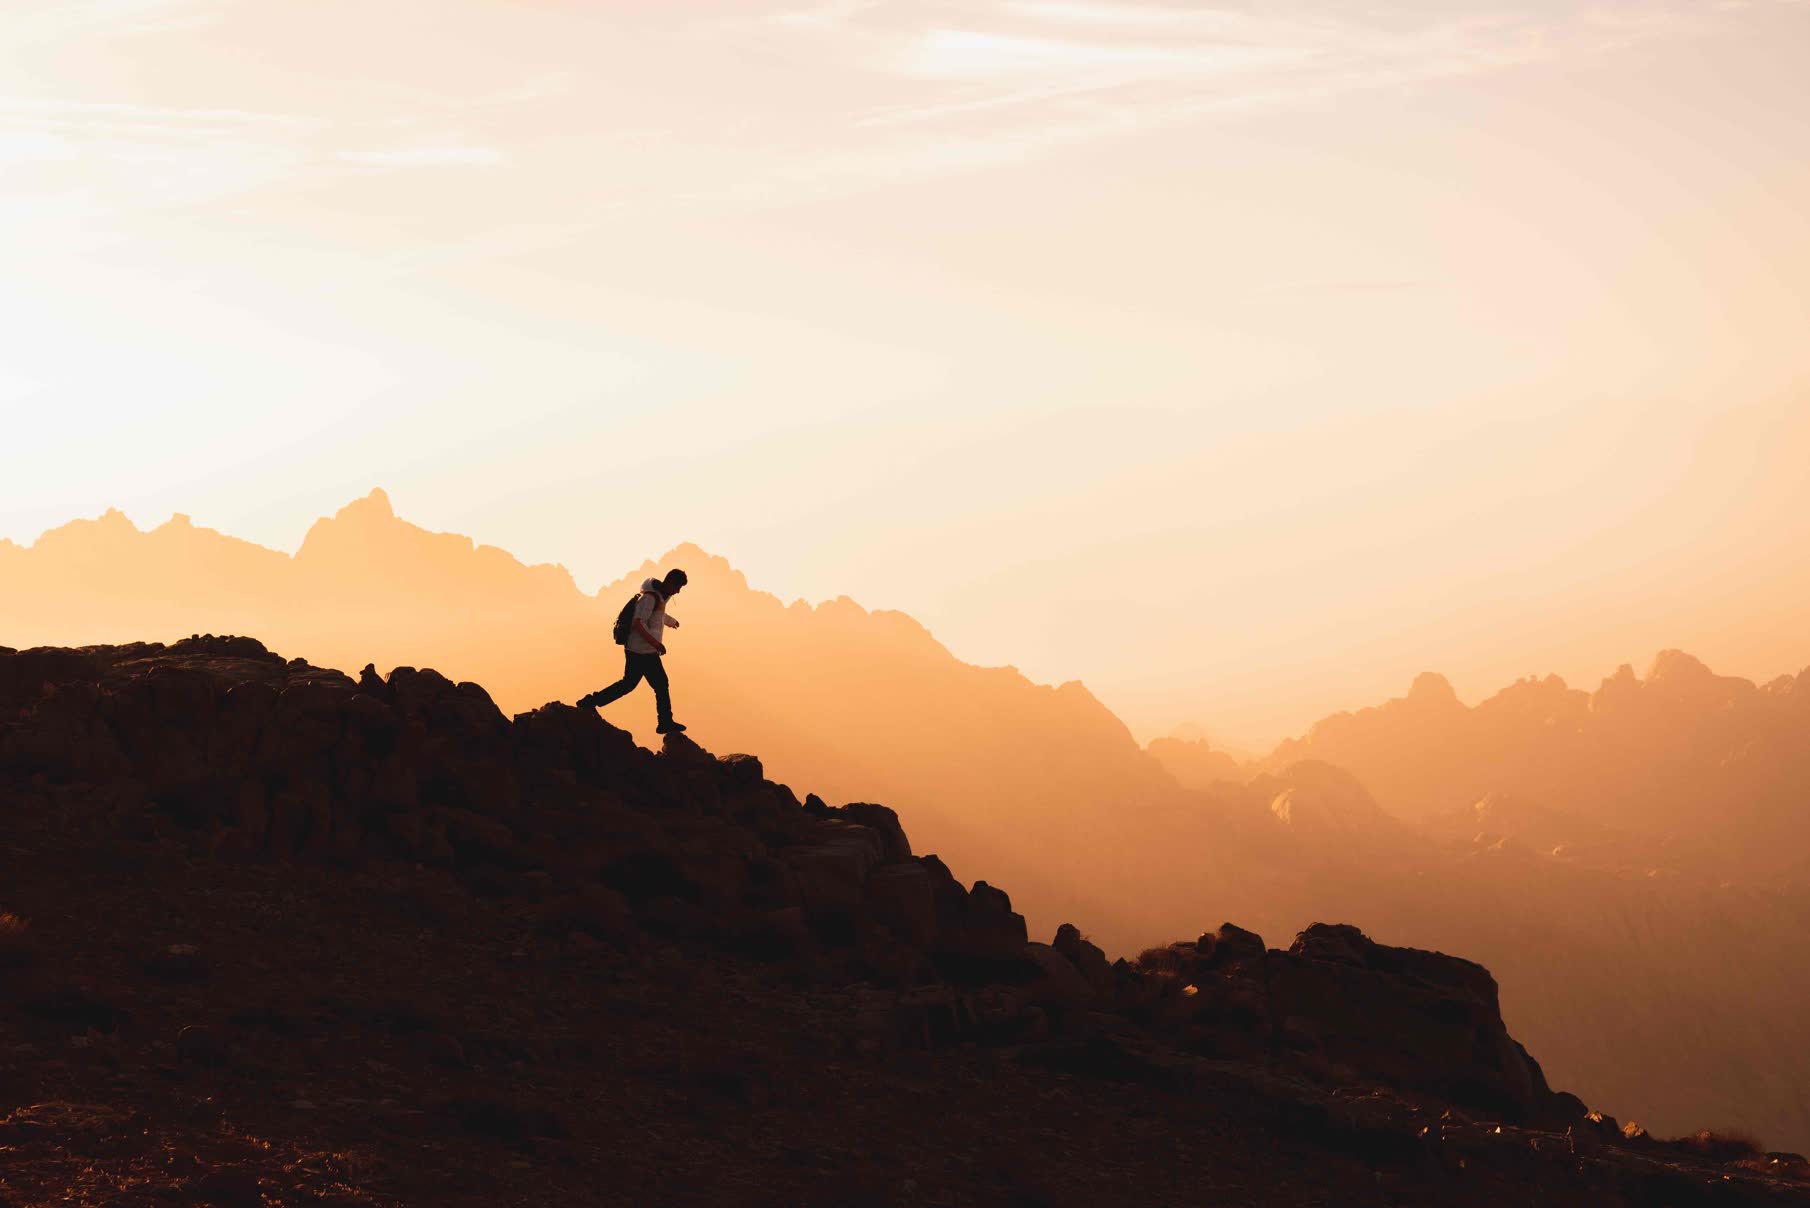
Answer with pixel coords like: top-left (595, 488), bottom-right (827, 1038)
top-left (633, 619), bottom-right (663, 649)
top-left (663, 614), bottom-right (680, 629)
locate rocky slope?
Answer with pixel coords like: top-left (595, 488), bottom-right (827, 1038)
top-left (1158, 657), bottom-right (1810, 1150)
top-left (13, 497), bottom-right (1810, 1154)
top-left (0, 493), bottom-right (1189, 951)
top-left (2, 639), bottom-right (1805, 1206)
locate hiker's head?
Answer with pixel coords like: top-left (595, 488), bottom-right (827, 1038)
top-left (661, 568), bottom-right (688, 598)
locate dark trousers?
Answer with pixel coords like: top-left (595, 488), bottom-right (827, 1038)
top-left (591, 651), bottom-right (672, 724)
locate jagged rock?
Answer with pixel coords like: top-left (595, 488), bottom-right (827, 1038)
top-left (0, 648), bottom-right (106, 709)
top-left (511, 701), bottom-right (641, 790)
top-left (832, 802), bottom-right (912, 862)
top-left (1201, 922), bottom-right (1266, 969)
top-left (8, 637), bottom-right (1764, 1206)
top-left (1288, 923), bottom-right (1366, 966)
top-left (932, 871), bottom-right (1031, 977)
top-left (866, 861), bottom-right (938, 947)
top-left (1052, 923), bottom-right (1112, 990)
top-left (1582, 1109), bottom-right (1622, 1142)
top-left (0, 679), bottom-right (126, 781)
top-left (969, 880), bottom-right (1012, 915)
top-left (717, 753), bottom-right (763, 788)
top-left (783, 820), bottom-right (887, 918)
top-left (1271, 923), bottom-right (1552, 1119)
top-left (1023, 942), bottom-right (1095, 1008)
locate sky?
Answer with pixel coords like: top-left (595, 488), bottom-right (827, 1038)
top-left (3, 0), bottom-right (1809, 747)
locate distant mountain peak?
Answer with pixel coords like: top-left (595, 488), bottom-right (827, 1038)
top-left (1407, 671), bottom-right (1459, 705)
top-left (97, 507), bottom-right (136, 530)
top-left (1647, 648), bottom-right (1711, 683)
top-left (336, 487), bottom-right (395, 523)
top-left (628, 543), bottom-right (749, 595)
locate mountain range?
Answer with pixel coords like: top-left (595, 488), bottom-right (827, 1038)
top-left (5, 492), bottom-right (1809, 1151)
top-left (8, 637), bottom-right (1806, 1203)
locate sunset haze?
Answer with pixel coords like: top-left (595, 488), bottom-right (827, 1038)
top-left (5, 0), bottom-right (1809, 745)
top-left (8, 6), bottom-right (1810, 1198)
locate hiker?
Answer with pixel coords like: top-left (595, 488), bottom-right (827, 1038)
top-left (578, 568), bottom-right (688, 733)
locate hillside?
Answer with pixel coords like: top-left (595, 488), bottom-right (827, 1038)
top-left (11, 496), bottom-right (1810, 1152)
top-left (3, 638), bottom-right (1805, 1206)
top-left (1150, 664), bottom-right (1810, 1152)
top-left (0, 494), bottom-right (1188, 952)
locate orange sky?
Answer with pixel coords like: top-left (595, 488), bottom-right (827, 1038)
top-left (3, 0), bottom-right (1808, 746)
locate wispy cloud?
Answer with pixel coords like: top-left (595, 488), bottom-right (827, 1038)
top-left (0, 93), bottom-right (313, 230)
top-left (0, 95), bottom-right (307, 137)
top-left (901, 29), bottom-right (1311, 78)
top-left (682, 0), bottom-right (1792, 202)
top-left (338, 144), bottom-right (507, 169)
top-left (3, 0), bottom-right (231, 47)
top-left (769, 0), bottom-right (884, 29)
top-left (5, 0), bottom-right (1801, 244)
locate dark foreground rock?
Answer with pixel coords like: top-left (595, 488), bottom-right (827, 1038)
top-left (1, 638), bottom-right (1804, 1206)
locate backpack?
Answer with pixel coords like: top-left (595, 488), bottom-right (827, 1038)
top-left (611, 591), bottom-right (653, 646)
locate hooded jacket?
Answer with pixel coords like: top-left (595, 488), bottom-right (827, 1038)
top-left (626, 578), bottom-right (680, 655)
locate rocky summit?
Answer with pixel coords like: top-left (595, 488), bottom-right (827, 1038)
top-left (2, 638), bottom-right (1805, 1206)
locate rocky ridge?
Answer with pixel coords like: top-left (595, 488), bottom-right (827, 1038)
top-left (2, 638), bottom-right (1806, 1206)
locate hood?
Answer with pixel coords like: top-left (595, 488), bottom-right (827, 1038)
top-left (641, 577), bottom-right (663, 594)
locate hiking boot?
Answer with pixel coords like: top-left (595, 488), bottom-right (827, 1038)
top-left (575, 692), bottom-right (603, 709)
top-left (656, 719), bottom-right (687, 734)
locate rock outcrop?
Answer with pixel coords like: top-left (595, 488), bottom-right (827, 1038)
top-left (3, 638), bottom-right (1805, 1205)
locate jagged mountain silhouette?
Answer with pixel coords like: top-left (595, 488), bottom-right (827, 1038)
top-left (8, 493), bottom-right (1810, 1151)
top-left (2, 637), bottom-right (1804, 1204)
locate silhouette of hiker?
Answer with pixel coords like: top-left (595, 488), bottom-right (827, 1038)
top-left (579, 568), bottom-right (688, 733)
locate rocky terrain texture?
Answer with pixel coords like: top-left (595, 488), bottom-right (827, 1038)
top-left (0, 493), bottom-right (1188, 948)
top-left (13, 495), bottom-right (1810, 1151)
top-left (1176, 657), bottom-right (1810, 1150)
top-left (2, 639), bottom-right (1807, 1205)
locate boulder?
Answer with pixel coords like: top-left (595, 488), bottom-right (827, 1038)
top-left (832, 802), bottom-right (912, 862)
top-left (866, 861), bottom-right (938, 948)
top-left (1203, 923), bottom-right (1267, 969)
top-left (513, 703), bottom-right (643, 791)
top-left (782, 821), bottom-right (886, 919)
top-left (932, 873), bottom-right (1030, 976)
top-left (717, 753), bottom-right (764, 789)
top-left (1023, 942), bottom-right (1096, 1008)
top-left (1052, 923), bottom-right (1113, 990)
top-left (1269, 923), bottom-right (1552, 1120)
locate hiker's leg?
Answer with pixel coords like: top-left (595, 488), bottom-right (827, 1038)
top-left (644, 654), bottom-right (674, 726)
top-left (586, 654), bottom-right (646, 707)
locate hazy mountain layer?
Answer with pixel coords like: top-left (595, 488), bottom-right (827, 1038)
top-left (8, 639), bottom-right (1803, 1205)
top-left (8, 494), bottom-right (1810, 1149)
top-left (0, 492), bottom-right (1191, 950)
top-left (1255, 659), bottom-right (1810, 881)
